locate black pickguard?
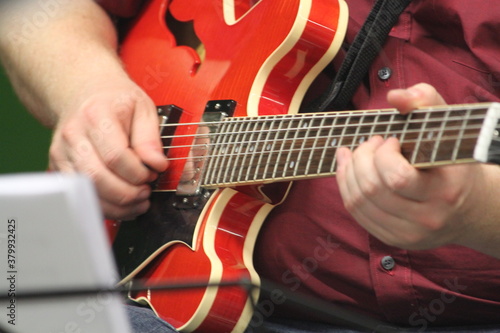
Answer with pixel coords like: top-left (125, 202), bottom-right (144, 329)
top-left (112, 191), bottom-right (211, 279)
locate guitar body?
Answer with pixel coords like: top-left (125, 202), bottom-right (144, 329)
top-left (115, 0), bottom-right (348, 331)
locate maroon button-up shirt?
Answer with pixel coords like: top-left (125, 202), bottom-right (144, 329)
top-left (254, 0), bottom-right (500, 328)
top-left (102, 0), bottom-right (500, 328)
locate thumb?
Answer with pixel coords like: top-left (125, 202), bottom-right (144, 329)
top-left (387, 83), bottom-right (447, 114)
top-left (130, 95), bottom-right (168, 173)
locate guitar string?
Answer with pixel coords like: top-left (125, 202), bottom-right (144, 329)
top-left (153, 109), bottom-right (490, 183)
top-left (157, 114), bottom-right (484, 161)
top-left (156, 111), bottom-right (487, 142)
top-left (159, 123), bottom-right (484, 153)
top-left (158, 135), bottom-right (477, 169)
top-left (158, 131), bottom-right (482, 185)
top-left (159, 124), bottom-right (484, 151)
top-left (156, 108), bottom-right (488, 133)
top-left (156, 103), bottom-right (490, 126)
top-left (159, 119), bottom-right (486, 143)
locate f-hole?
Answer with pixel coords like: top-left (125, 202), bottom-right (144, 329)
top-left (233, 0), bottom-right (261, 20)
top-left (165, 10), bottom-right (205, 62)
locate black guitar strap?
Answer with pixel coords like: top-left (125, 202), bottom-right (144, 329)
top-left (307, 0), bottom-right (412, 112)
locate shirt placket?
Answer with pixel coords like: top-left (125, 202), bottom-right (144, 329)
top-left (366, 11), bottom-right (412, 109)
top-left (368, 235), bottom-right (420, 324)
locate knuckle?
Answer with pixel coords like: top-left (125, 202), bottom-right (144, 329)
top-left (343, 192), bottom-right (363, 213)
top-left (82, 166), bottom-right (101, 184)
top-left (359, 178), bottom-right (379, 197)
top-left (48, 145), bottom-right (62, 162)
top-left (114, 187), bottom-right (147, 207)
top-left (79, 103), bottom-right (103, 125)
top-left (416, 214), bottom-right (446, 233)
top-left (441, 187), bottom-right (462, 206)
top-left (59, 123), bottom-right (78, 142)
top-left (385, 163), bottom-right (412, 191)
top-left (343, 198), bottom-right (356, 213)
top-left (102, 148), bottom-right (124, 169)
top-left (116, 192), bottom-right (137, 206)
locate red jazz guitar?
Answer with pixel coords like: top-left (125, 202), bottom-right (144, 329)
top-left (111, 0), bottom-right (500, 332)
top-left (113, 0), bottom-right (348, 332)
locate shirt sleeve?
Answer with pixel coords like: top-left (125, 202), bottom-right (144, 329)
top-left (95, 0), bottom-right (147, 17)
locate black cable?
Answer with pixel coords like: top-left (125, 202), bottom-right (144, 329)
top-left (305, 0), bottom-right (412, 113)
top-left (0, 277), bottom-right (405, 333)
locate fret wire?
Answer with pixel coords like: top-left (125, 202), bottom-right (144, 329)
top-left (177, 132), bottom-right (482, 164)
top-left (349, 112), bottom-right (362, 151)
top-left (246, 118), bottom-right (268, 182)
top-left (294, 114), bottom-right (315, 177)
top-left (159, 108), bottom-right (490, 139)
top-left (160, 112), bottom-right (489, 143)
top-left (398, 111), bottom-right (412, 151)
top-left (327, 114), bottom-right (342, 173)
top-left (410, 111), bottom-right (431, 165)
top-left (254, 115), bottom-right (279, 181)
top-left (164, 122), bottom-right (485, 161)
top-left (197, 131), bottom-right (482, 185)
top-left (294, 115), bottom-right (314, 177)
top-left (225, 119), bottom-right (248, 184)
top-left (223, 120), bottom-right (244, 184)
top-left (282, 115), bottom-right (306, 178)
top-left (212, 124), bottom-right (484, 178)
top-left (161, 106), bottom-right (492, 186)
top-left (385, 113), bottom-right (396, 139)
top-left (213, 120), bottom-right (234, 184)
top-left (337, 113), bottom-right (352, 164)
top-left (157, 105), bottom-right (491, 130)
top-left (367, 111), bottom-right (381, 139)
top-left (452, 108), bottom-right (471, 161)
top-left (304, 114), bottom-right (327, 176)
top-left (271, 115), bottom-right (295, 180)
top-left (431, 108), bottom-right (451, 163)
top-left (237, 117), bottom-right (261, 182)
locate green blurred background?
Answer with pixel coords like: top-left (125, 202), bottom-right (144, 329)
top-left (0, 67), bottom-right (52, 174)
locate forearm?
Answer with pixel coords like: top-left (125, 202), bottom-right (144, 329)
top-left (0, 0), bottom-right (124, 127)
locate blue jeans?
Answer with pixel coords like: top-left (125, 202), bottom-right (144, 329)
top-left (126, 305), bottom-right (500, 333)
top-left (126, 305), bottom-right (177, 333)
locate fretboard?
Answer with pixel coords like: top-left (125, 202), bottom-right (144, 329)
top-left (197, 103), bottom-right (498, 187)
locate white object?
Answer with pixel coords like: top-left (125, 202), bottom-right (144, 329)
top-left (0, 172), bottom-right (131, 333)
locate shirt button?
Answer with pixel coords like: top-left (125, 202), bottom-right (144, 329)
top-left (378, 67), bottom-right (392, 80)
top-left (381, 256), bottom-right (395, 270)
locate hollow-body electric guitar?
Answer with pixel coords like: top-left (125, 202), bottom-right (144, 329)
top-left (111, 0), bottom-right (500, 332)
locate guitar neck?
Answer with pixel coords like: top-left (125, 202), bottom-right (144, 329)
top-left (196, 103), bottom-right (500, 187)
